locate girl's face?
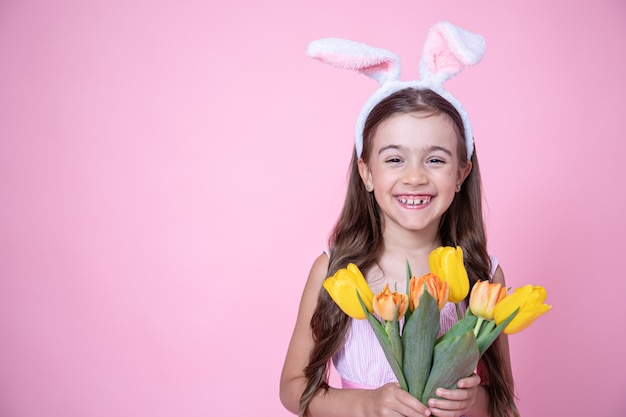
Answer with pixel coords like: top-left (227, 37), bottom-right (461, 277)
top-left (358, 112), bottom-right (471, 236)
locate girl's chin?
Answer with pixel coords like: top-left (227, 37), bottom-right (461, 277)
top-left (383, 217), bottom-right (441, 234)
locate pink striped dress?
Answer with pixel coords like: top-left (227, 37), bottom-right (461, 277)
top-left (332, 256), bottom-right (498, 390)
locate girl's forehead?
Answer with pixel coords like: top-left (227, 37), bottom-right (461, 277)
top-left (372, 112), bottom-right (459, 147)
top-left (379, 111), bottom-right (455, 129)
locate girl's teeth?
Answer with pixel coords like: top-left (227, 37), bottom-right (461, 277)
top-left (400, 197), bottom-right (430, 205)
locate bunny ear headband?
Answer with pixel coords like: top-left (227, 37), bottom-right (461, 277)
top-left (306, 21), bottom-right (486, 158)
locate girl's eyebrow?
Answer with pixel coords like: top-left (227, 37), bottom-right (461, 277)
top-left (378, 144), bottom-right (405, 155)
top-left (378, 144), bottom-right (453, 156)
top-left (428, 145), bottom-right (453, 157)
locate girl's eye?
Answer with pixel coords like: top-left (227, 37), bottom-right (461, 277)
top-left (427, 157), bottom-right (445, 164)
top-left (385, 157), bottom-right (403, 164)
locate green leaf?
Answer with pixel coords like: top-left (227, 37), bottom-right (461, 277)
top-left (477, 307), bottom-right (519, 355)
top-left (405, 260), bottom-right (413, 321)
top-left (386, 319), bottom-right (402, 367)
top-left (357, 292), bottom-right (408, 391)
top-left (436, 315), bottom-right (477, 346)
top-left (406, 259), bottom-right (413, 281)
top-left (402, 290), bottom-right (440, 399)
top-left (421, 331), bottom-right (480, 403)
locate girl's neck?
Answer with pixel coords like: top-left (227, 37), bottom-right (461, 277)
top-left (381, 221), bottom-right (441, 255)
top-left (365, 225), bottom-right (440, 292)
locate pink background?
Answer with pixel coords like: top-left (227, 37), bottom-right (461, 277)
top-left (1, 1), bottom-right (624, 416)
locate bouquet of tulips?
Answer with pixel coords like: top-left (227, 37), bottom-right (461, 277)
top-left (323, 246), bottom-right (551, 403)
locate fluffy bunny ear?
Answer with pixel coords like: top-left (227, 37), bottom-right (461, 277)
top-left (419, 21), bottom-right (486, 85)
top-left (307, 38), bottom-right (401, 85)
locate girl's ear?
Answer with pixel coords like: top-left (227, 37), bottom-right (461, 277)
top-left (357, 158), bottom-right (373, 190)
top-left (457, 160), bottom-right (473, 188)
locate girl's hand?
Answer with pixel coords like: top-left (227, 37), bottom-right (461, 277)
top-left (425, 374), bottom-right (483, 417)
top-left (362, 383), bottom-right (432, 417)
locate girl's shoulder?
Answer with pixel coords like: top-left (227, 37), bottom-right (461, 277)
top-left (302, 252), bottom-right (330, 293)
top-left (312, 251), bottom-right (330, 278)
top-left (489, 255), bottom-right (506, 285)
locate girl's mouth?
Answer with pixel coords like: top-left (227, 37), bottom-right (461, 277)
top-left (397, 196), bottom-right (432, 206)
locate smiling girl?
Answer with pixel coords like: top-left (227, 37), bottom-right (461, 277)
top-left (280, 23), bottom-right (519, 417)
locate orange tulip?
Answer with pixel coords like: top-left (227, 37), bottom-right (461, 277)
top-left (409, 273), bottom-right (449, 311)
top-left (469, 280), bottom-right (507, 320)
top-left (373, 284), bottom-right (409, 321)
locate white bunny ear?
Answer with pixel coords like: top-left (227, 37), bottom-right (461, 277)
top-left (307, 23), bottom-right (485, 159)
top-left (419, 21), bottom-right (486, 85)
top-left (307, 38), bottom-right (401, 85)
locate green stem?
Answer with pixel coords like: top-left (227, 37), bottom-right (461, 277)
top-left (473, 317), bottom-right (485, 337)
top-left (482, 319), bottom-right (496, 335)
top-left (385, 320), bottom-right (403, 368)
top-left (455, 303), bottom-right (462, 321)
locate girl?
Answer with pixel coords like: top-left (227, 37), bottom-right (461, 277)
top-left (281, 23), bottom-right (519, 417)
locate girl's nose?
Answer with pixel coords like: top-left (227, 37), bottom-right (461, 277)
top-left (403, 163), bottom-right (427, 186)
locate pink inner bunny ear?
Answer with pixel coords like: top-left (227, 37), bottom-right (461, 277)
top-left (421, 22), bottom-right (486, 83)
top-left (313, 53), bottom-right (395, 79)
top-left (307, 38), bottom-right (401, 84)
top-left (424, 30), bottom-right (466, 75)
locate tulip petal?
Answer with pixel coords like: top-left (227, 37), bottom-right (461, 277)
top-left (493, 285), bottom-right (551, 334)
top-left (504, 304), bottom-right (551, 334)
top-left (469, 280), bottom-right (505, 320)
top-left (429, 246), bottom-right (470, 303)
top-left (493, 285), bottom-right (531, 324)
top-left (323, 264), bottom-right (374, 319)
top-left (323, 277), bottom-right (366, 319)
top-left (526, 286), bottom-right (548, 304)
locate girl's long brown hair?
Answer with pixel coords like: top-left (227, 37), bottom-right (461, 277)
top-left (299, 88), bottom-right (519, 417)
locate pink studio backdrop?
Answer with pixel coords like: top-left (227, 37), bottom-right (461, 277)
top-left (1, 1), bottom-right (624, 416)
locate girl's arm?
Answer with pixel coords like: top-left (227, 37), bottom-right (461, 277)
top-left (279, 254), bottom-right (431, 417)
top-left (279, 253), bottom-right (328, 414)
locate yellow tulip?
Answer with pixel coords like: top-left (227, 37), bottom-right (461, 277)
top-left (469, 280), bottom-right (507, 320)
top-left (429, 246), bottom-right (470, 303)
top-left (409, 273), bottom-right (449, 311)
top-left (494, 285), bottom-right (552, 334)
top-left (323, 263), bottom-right (374, 319)
top-left (373, 284), bottom-right (409, 321)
